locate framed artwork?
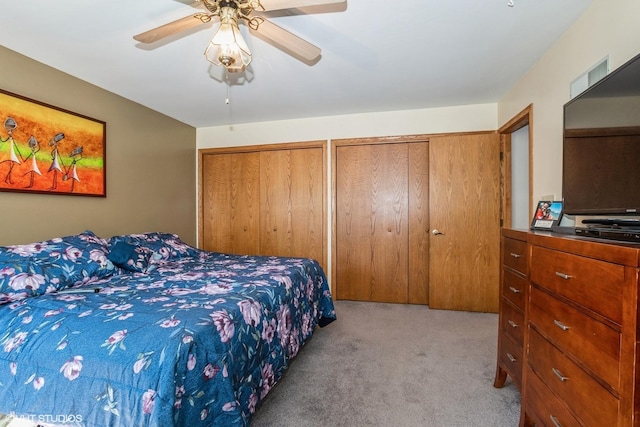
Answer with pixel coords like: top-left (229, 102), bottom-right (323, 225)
top-left (531, 200), bottom-right (563, 230)
top-left (0, 89), bottom-right (106, 197)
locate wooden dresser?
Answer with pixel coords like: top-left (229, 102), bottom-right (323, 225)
top-left (494, 228), bottom-right (529, 391)
top-left (495, 229), bottom-right (640, 426)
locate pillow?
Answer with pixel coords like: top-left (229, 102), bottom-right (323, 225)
top-left (107, 241), bottom-right (153, 273)
top-left (108, 232), bottom-right (200, 264)
top-left (0, 231), bottom-right (116, 303)
top-left (31, 230), bottom-right (115, 281)
top-left (0, 242), bottom-right (49, 303)
top-left (52, 230), bottom-right (115, 277)
top-left (0, 261), bottom-right (48, 304)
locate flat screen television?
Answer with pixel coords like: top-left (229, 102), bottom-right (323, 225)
top-left (562, 51), bottom-right (640, 218)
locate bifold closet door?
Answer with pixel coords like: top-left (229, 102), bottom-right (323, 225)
top-left (407, 142), bottom-right (429, 304)
top-left (428, 133), bottom-right (501, 312)
top-left (335, 141), bottom-right (429, 304)
top-left (201, 152), bottom-right (260, 255)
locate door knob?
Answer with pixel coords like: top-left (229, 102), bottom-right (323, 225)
top-left (432, 229), bottom-right (445, 236)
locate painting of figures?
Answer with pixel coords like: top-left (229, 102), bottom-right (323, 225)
top-left (0, 89), bottom-right (105, 197)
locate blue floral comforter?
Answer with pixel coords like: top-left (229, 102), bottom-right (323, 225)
top-left (0, 232), bottom-right (335, 427)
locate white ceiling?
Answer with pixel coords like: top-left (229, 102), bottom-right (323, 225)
top-left (0, 0), bottom-right (594, 128)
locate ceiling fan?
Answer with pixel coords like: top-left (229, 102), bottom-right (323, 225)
top-left (134, 0), bottom-right (344, 73)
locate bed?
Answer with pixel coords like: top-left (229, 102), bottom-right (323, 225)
top-left (0, 231), bottom-right (335, 427)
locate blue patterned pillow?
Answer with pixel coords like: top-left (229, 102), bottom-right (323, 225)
top-left (108, 232), bottom-right (199, 265)
top-left (107, 241), bottom-right (153, 273)
top-left (0, 231), bottom-right (116, 303)
top-left (0, 261), bottom-right (48, 304)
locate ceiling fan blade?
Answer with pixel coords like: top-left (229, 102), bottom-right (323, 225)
top-left (250, 17), bottom-right (321, 62)
top-left (257, 0), bottom-right (344, 12)
top-left (172, 0), bottom-right (203, 6)
top-left (133, 14), bottom-right (210, 44)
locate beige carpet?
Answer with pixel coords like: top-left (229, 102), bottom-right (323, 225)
top-left (251, 300), bottom-right (520, 427)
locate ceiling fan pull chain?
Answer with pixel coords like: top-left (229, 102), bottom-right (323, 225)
top-left (225, 74), bottom-right (234, 126)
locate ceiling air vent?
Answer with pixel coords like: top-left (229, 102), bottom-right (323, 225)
top-left (570, 56), bottom-right (609, 99)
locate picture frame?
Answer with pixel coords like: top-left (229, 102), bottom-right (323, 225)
top-left (0, 89), bottom-right (106, 197)
top-left (531, 200), bottom-right (563, 230)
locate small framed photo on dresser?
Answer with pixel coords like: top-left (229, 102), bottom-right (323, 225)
top-left (530, 201), bottom-right (563, 230)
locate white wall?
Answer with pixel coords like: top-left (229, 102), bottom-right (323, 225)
top-left (498, 0), bottom-right (640, 204)
top-left (196, 103), bottom-right (497, 148)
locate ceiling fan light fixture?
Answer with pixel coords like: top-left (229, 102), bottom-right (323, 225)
top-left (204, 5), bottom-right (252, 73)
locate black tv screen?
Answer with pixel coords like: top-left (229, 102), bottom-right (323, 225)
top-left (563, 52), bottom-right (640, 216)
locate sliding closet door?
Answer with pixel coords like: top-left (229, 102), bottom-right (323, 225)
top-left (260, 148), bottom-right (325, 265)
top-left (201, 152), bottom-right (260, 255)
top-left (428, 133), bottom-right (501, 312)
top-left (200, 142), bottom-right (327, 269)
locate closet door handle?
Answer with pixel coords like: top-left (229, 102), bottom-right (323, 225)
top-left (432, 229), bottom-right (445, 236)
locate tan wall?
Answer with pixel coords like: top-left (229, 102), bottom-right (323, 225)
top-left (0, 46), bottom-right (197, 246)
top-left (498, 0), bottom-right (640, 203)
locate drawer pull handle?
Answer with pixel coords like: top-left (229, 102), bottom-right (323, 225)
top-left (510, 252), bottom-right (521, 259)
top-left (506, 352), bottom-right (517, 363)
top-left (509, 286), bottom-right (521, 294)
top-left (552, 368), bottom-right (568, 382)
top-left (508, 320), bottom-right (519, 328)
top-left (550, 415), bottom-right (562, 427)
top-left (553, 320), bottom-right (570, 331)
top-left (555, 271), bottom-right (572, 280)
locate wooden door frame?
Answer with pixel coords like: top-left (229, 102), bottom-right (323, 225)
top-left (498, 104), bottom-right (533, 229)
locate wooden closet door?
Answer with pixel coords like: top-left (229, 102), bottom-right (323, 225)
top-left (260, 148), bottom-right (325, 267)
top-left (201, 152), bottom-right (260, 255)
top-left (428, 133), bottom-right (501, 312)
top-left (335, 143), bottom-right (409, 303)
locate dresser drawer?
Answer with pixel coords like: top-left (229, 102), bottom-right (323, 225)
top-left (529, 286), bottom-right (621, 391)
top-left (530, 246), bottom-right (624, 324)
top-left (502, 268), bottom-right (526, 309)
top-left (498, 332), bottom-right (523, 389)
top-left (525, 366), bottom-right (582, 427)
top-left (503, 237), bottom-right (528, 274)
top-left (500, 299), bottom-right (524, 345)
top-left (528, 328), bottom-right (619, 426)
